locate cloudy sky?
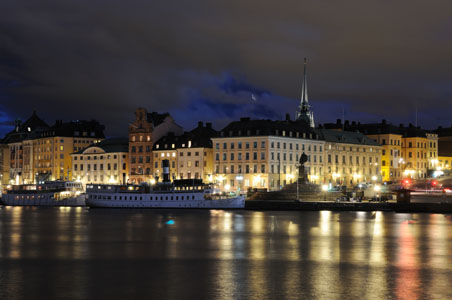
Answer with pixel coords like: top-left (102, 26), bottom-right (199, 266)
top-left (1, 0), bottom-right (452, 137)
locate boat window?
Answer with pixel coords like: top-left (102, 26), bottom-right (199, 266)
top-left (181, 196), bottom-right (184, 200)
top-left (176, 196), bottom-right (178, 200)
top-left (150, 196), bottom-right (152, 200)
top-left (171, 196), bottom-right (173, 200)
top-left (192, 196), bottom-right (195, 200)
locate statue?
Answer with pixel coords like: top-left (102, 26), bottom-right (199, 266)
top-left (298, 152), bottom-right (308, 184)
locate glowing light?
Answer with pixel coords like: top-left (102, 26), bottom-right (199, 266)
top-left (224, 184), bottom-right (231, 191)
top-left (165, 220), bottom-right (175, 225)
top-left (322, 184), bottom-right (328, 191)
top-left (371, 175), bottom-right (377, 181)
top-left (374, 185), bottom-right (381, 192)
top-left (150, 178), bottom-right (156, 185)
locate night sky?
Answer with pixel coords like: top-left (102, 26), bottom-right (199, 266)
top-left (1, 0), bottom-right (452, 137)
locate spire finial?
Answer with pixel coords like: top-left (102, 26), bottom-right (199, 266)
top-left (296, 57), bottom-right (315, 128)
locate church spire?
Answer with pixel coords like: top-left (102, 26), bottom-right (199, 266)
top-left (296, 58), bottom-right (315, 127)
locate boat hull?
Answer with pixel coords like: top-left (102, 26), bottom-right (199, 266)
top-left (86, 193), bottom-right (245, 209)
top-left (1, 194), bottom-right (86, 207)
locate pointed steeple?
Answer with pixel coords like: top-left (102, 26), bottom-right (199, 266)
top-left (296, 58), bottom-right (315, 127)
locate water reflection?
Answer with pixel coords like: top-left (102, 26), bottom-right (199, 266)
top-left (1, 208), bottom-right (452, 299)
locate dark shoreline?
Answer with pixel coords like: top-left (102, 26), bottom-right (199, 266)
top-left (245, 200), bottom-right (452, 214)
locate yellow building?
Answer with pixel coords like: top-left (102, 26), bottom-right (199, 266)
top-left (71, 138), bottom-right (129, 186)
top-left (438, 156), bottom-right (452, 170)
top-left (33, 120), bottom-right (104, 182)
top-left (0, 143), bottom-right (10, 191)
top-left (324, 120), bottom-right (438, 181)
top-left (365, 133), bottom-right (403, 182)
top-left (152, 122), bottom-right (216, 183)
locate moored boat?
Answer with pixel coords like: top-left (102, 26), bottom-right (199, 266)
top-left (1, 181), bottom-right (86, 206)
top-left (85, 179), bottom-right (245, 209)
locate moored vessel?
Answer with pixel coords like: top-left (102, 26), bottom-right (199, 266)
top-left (85, 179), bottom-right (245, 209)
top-left (1, 181), bottom-right (86, 206)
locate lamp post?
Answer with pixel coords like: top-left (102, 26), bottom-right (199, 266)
top-left (322, 184), bottom-right (328, 201)
top-left (295, 162), bottom-right (301, 201)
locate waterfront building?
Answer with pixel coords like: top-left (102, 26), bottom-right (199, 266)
top-left (323, 120), bottom-right (438, 180)
top-left (71, 138), bottom-right (129, 186)
top-left (2, 111), bottom-right (49, 184)
top-left (0, 143), bottom-right (10, 191)
top-left (434, 126), bottom-right (452, 172)
top-left (316, 128), bottom-right (382, 185)
top-left (32, 120), bottom-right (105, 182)
top-left (152, 122), bottom-right (216, 183)
top-left (128, 108), bottom-right (183, 184)
top-left (212, 117), bottom-right (324, 192)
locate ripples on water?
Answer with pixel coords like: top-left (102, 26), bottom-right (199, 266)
top-left (0, 206), bottom-right (452, 300)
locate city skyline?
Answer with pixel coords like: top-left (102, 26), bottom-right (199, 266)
top-left (2, 0), bottom-right (452, 137)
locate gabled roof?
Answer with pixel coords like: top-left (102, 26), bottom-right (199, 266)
top-left (73, 137), bottom-right (128, 154)
top-left (322, 119), bottom-right (429, 138)
top-left (217, 117), bottom-right (318, 139)
top-left (2, 111), bottom-right (49, 144)
top-left (153, 122), bottom-right (218, 150)
top-left (316, 128), bottom-right (381, 146)
top-left (147, 112), bottom-right (170, 127)
top-left (35, 120), bottom-right (105, 139)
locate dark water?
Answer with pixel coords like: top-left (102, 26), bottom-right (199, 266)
top-left (1, 207), bottom-right (452, 300)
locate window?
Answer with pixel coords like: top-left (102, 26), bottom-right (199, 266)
top-left (230, 142), bottom-right (235, 149)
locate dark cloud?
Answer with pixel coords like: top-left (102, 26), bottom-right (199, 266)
top-left (1, 0), bottom-right (452, 137)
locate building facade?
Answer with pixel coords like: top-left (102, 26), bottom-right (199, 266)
top-left (71, 138), bottom-right (129, 186)
top-left (2, 112), bottom-right (49, 184)
top-left (317, 129), bottom-right (382, 185)
top-left (152, 122), bottom-right (216, 183)
top-left (128, 108), bottom-right (183, 184)
top-left (323, 120), bottom-right (438, 180)
top-left (32, 120), bottom-right (105, 182)
top-left (212, 118), bottom-right (325, 192)
top-left (0, 143), bottom-right (10, 191)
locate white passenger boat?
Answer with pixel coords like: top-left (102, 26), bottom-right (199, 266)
top-left (85, 179), bottom-right (245, 209)
top-left (1, 181), bottom-right (86, 206)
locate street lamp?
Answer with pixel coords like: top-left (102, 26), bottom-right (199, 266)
top-left (322, 184), bottom-right (328, 201)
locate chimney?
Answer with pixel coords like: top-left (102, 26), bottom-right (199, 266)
top-left (285, 113), bottom-right (290, 121)
top-left (198, 121), bottom-right (203, 128)
top-left (344, 120), bottom-right (350, 126)
top-left (336, 119), bottom-right (342, 126)
top-left (382, 119), bottom-right (386, 125)
top-left (352, 121), bottom-right (356, 126)
top-left (240, 117), bottom-right (250, 122)
top-left (162, 160), bottom-right (170, 183)
top-left (206, 122), bottom-right (212, 129)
